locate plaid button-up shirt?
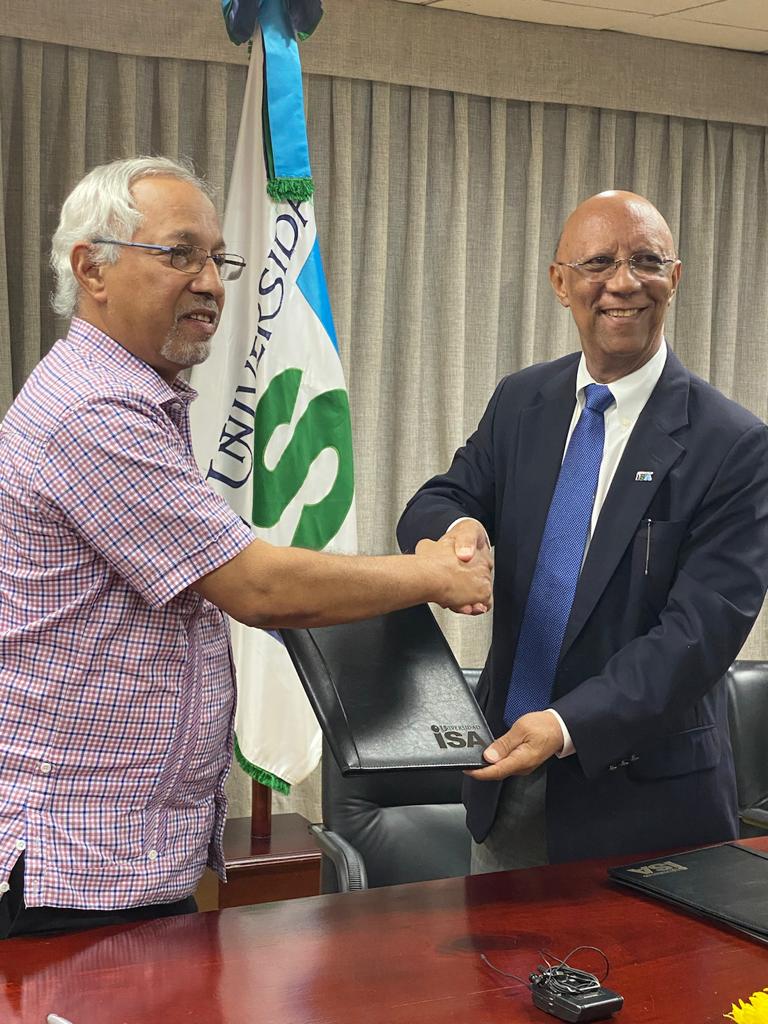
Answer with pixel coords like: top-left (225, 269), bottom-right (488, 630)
top-left (0, 320), bottom-right (254, 909)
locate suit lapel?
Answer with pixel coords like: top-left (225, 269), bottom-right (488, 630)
top-left (559, 350), bottom-right (690, 659)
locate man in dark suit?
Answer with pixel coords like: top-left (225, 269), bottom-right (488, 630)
top-left (398, 191), bottom-right (768, 867)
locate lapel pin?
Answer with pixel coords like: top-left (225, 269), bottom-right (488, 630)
top-left (635, 471), bottom-right (654, 482)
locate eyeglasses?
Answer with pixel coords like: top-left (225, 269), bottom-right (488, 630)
top-left (92, 240), bottom-right (247, 281)
top-left (555, 254), bottom-right (677, 282)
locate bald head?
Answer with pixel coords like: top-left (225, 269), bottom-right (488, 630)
top-left (549, 191), bottom-right (681, 383)
top-left (556, 191), bottom-right (676, 263)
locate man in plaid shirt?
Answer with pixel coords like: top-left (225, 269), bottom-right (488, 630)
top-left (0, 157), bottom-right (492, 938)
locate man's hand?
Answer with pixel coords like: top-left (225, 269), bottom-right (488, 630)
top-left (447, 518), bottom-right (489, 562)
top-left (414, 534), bottom-right (493, 614)
top-left (416, 519), bottom-right (492, 614)
top-left (466, 711), bottom-right (563, 780)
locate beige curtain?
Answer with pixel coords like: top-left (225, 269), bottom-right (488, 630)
top-left (1, 35), bottom-right (766, 820)
top-left (305, 77), bottom-right (768, 655)
top-left (0, 37), bottom-right (246, 411)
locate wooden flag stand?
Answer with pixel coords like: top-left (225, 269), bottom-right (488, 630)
top-left (204, 778), bottom-right (321, 910)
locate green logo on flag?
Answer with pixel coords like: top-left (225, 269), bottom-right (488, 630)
top-left (251, 368), bottom-right (354, 549)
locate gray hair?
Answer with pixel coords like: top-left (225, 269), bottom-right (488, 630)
top-left (50, 156), bottom-right (212, 318)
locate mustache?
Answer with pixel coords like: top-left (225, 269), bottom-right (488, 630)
top-left (176, 303), bottom-right (220, 323)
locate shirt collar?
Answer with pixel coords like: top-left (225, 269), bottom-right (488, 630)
top-left (67, 318), bottom-right (198, 406)
top-left (575, 340), bottom-right (667, 422)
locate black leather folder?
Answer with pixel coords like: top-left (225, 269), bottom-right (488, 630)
top-left (280, 604), bottom-right (493, 774)
top-left (609, 842), bottom-right (768, 944)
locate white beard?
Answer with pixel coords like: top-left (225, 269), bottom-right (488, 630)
top-left (159, 322), bottom-right (212, 369)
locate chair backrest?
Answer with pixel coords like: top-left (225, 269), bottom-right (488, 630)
top-left (319, 668), bottom-right (482, 892)
top-left (725, 660), bottom-right (768, 811)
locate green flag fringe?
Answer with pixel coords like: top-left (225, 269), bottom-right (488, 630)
top-left (234, 734), bottom-right (292, 794)
top-left (267, 176), bottom-right (315, 202)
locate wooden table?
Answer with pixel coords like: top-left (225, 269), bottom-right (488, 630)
top-left (2, 839), bottom-right (767, 1024)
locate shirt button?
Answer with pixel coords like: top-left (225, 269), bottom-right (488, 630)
top-left (0, 882), bottom-right (9, 894)
top-left (39, 762), bottom-right (52, 775)
top-left (148, 850), bottom-right (158, 861)
top-left (15, 840), bottom-right (25, 851)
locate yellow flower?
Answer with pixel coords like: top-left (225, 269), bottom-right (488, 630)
top-left (726, 989), bottom-right (768, 1023)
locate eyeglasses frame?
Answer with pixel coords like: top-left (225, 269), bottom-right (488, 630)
top-left (91, 239), bottom-right (247, 281)
top-left (554, 255), bottom-right (679, 281)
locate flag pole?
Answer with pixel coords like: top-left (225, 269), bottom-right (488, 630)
top-left (251, 779), bottom-right (273, 839)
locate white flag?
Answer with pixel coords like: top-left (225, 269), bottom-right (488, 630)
top-left (190, 18), bottom-right (356, 792)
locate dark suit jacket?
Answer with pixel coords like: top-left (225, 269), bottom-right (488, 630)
top-left (397, 349), bottom-right (768, 862)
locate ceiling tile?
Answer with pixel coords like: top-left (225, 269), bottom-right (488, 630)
top-left (677, 0), bottom-right (768, 31)
top-left (426, 0), bottom-right (717, 18)
top-left (430, 1), bottom-right (667, 32)
top-left (423, 0), bottom-right (768, 51)
top-left (429, 0), bottom-right (614, 23)
top-left (637, 14), bottom-right (768, 50)
top-left (532, 0), bottom-right (710, 13)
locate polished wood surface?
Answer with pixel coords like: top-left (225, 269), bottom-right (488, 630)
top-left (197, 812), bottom-right (321, 910)
top-left (2, 839), bottom-right (767, 1024)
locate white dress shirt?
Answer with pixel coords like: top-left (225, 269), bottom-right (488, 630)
top-left (451, 341), bottom-right (668, 756)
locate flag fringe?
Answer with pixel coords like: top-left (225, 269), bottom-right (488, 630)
top-left (267, 177), bottom-right (315, 202)
top-left (234, 734), bottom-right (292, 794)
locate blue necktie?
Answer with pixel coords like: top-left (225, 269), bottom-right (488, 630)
top-left (503, 383), bottom-right (615, 728)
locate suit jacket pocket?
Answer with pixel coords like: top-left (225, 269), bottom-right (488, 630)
top-left (627, 724), bottom-right (721, 780)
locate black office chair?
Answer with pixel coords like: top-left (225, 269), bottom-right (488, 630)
top-left (725, 660), bottom-right (768, 838)
top-left (311, 668), bottom-right (482, 892)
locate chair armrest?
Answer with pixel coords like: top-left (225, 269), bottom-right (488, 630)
top-left (741, 803), bottom-right (768, 830)
top-left (309, 824), bottom-right (368, 892)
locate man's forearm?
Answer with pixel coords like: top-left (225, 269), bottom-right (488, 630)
top-left (192, 537), bottom-right (492, 628)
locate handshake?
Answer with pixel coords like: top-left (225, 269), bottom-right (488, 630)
top-left (415, 518), bottom-right (493, 616)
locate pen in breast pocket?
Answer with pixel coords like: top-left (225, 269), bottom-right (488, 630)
top-left (644, 518), bottom-right (652, 576)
